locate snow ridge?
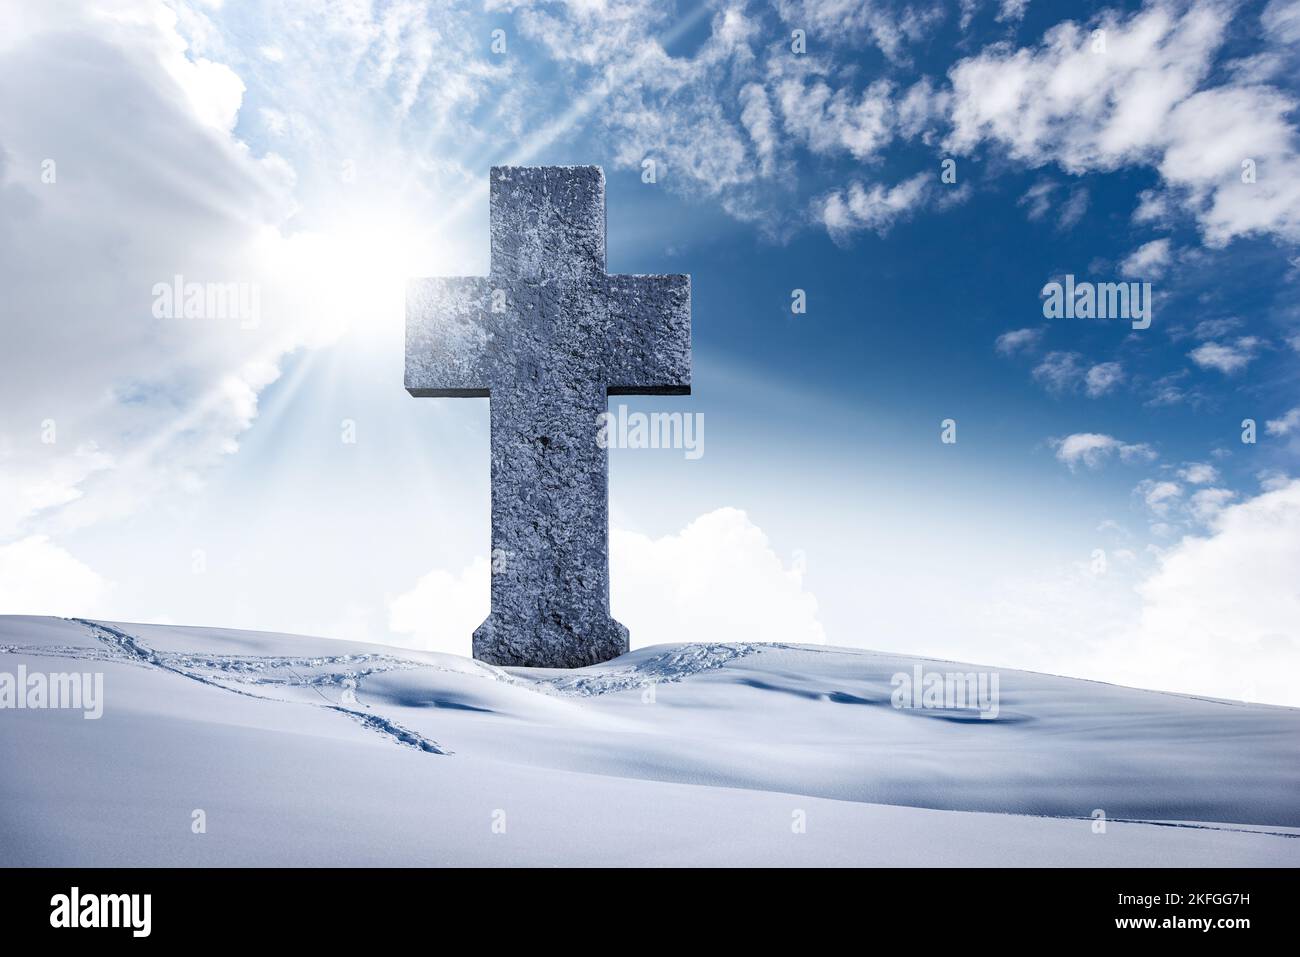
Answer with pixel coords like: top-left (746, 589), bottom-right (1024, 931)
top-left (532, 642), bottom-right (776, 696)
top-left (70, 619), bottom-right (448, 755)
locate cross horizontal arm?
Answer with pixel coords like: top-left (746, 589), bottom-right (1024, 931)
top-left (604, 274), bottom-right (691, 396)
top-left (405, 277), bottom-right (498, 397)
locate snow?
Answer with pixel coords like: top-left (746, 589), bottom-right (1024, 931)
top-left (1, 615), bottom-right (1296, 866)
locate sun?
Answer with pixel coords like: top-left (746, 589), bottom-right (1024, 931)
top-left (250, 200), bottom-right (474, 348)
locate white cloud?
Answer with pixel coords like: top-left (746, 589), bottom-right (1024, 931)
top-left (995, 326), bottom-right (1044, 355)
top-left (972, 479), bottom-right (1300, 706)
top-left (1258, 469), bottom-right (1292, 491)
top-left (1032, 351), bottom-right (1085, 394)
top-left (0, 442), bottom-right (114, 540)
top-left (388, 509), bottom-right (825, 654)
top-left (1188, 336), bottom-right (1264, 373)
top-left (998, 0), bottom-right (1032, 23)
top-left (1137, 478), bottom-right (1182, 515)
top-left (1264, 0), bottom-right (1300, 42)
top-left (176, 56), bottom-right (244, 132)
top-left (1084, 360), bottom-right (1124, 397)
top-left (515, 3), bottom-right (785, 228)
top-left (1193, 317), bottom-right (1242, 339)
top-left (820, 173), bottom-right (930, 239)
top-left (1189, 486), bottom-right (1236, 522)
top-left (776, 74), bottom-right (896, 162)
top-left (1135, 474), bottom-right (1239, 524)
top-left (1057, 186), bottom-right (1089, 230)
top-left (945, 0), bottom-right (1300, 245)
top-left (1120, 238), bottom-right (1172, 278)
top-left (387, 557), bottom-right (490, 656)
top-left (259, 106), bottom-right (287, 136)
top-left (739, 82), bottom-right (779, 176)
top-left (1178, 462), bottom-right (1219, 484)
top-left (773, 0), bottom-right (944, 63)
top-left (0, 536), bottom-right (112, 616)
top-left (0, 7), bottom-right (290, 536)
top-left (1265, 407), bottom-right (1300, 435)
top-left (1018, 180), bottom-right (1088, 229)
top-left (1146, 372), bottom-right (1192, 406)
top-left (1160, 84), bottom-right (1300, 245)
top-left (1132, 188), bottom-right (1173, 225)
top-left (1115, 479), bottom-right (1300, 705)
top-left (946, 2), bottom-right (1225, 166)
top-left (612, 508), bottom-right (824, 646)
top-left (895, 77), bottom-right (947, 137)
top-left (0, 0), bottom-right (494, 543)
top-left (1053, 432), bottom-right (1156, 470)
top-left (1097, 518), bottom-right (1130, 537)
top-left (1018, 180), bottom-right (1055, 221)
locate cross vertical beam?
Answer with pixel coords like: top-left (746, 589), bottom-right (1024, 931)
top-left (406, 166), bottom-right (691, 668)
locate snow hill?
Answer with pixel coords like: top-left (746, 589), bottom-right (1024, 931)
top-left (1, 615), bottom-right (1296, 866)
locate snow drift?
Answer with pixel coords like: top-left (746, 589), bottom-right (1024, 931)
top-left (0, 615), bottom-right (1296, 866)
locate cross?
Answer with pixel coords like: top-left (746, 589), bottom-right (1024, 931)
top-left (406, 166), bottom-right (691, 669)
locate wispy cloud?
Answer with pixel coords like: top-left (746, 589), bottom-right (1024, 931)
top-left (945, 0), bottom-right (1300, 246)
top-left (1265, 407), bottom-right (1300, 435)
top-left (995, 327), bottom-right (1044, 355)
top-left (1121, 238), bottom-right (1172, 278)
top-left (1189, 336), bottom-right (1264, 373)
top-left (1053, 432), bottom-right (1157, 470)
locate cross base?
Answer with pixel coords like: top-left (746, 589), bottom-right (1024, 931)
top-left (472, 613), bottom-right (630, 669)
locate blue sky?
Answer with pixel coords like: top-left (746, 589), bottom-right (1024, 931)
top-left (1, 0), bottom-right (1298, 704)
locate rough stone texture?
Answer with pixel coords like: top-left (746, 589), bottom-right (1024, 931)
top-left (406, 166), bottom-right (691, 668)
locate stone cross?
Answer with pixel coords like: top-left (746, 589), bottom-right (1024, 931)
top-left (406, 166), bottom-right (691, 668)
